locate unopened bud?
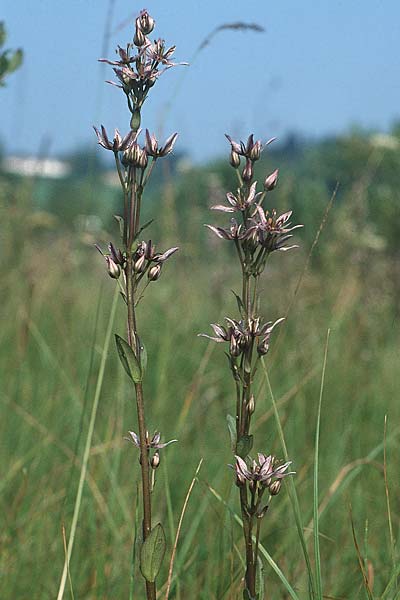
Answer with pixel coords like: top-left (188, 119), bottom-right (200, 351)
top-left (148, 264), bottom-right (162, 281)
top-left (247, 395), bottom-right (255, 415)
top-left (269, 480), bottom-right (282, 496)
top-left (133, 25), bottom-right (146, 47)
top-left (138, 148), bottom-right (148, 169)
top-left (230, 150), bottom-right (240, 168)
top-left (106, 257), bottom-right (120, 279)
top-left (242, 159), bottom-right (253, 182)
top-left (124, 143), bottom-right (141, 166)
top-left (151, 452), bottom-right (160, 469)
top-left (229, 335), bottom-right (241, 357)
top-left (257, 339), bottom-right (270, 356)
top-left (137, 11), bottom-right (155, 35)
top-left (133, 254), bottom-right (146, 273)
top-left (249, 140), bottom-right (262, 161)
top-left (264, 169), bottom-right (279, 191)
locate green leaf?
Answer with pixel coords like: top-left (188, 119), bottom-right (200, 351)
top-left (134, 218), bottom-right (154, 241)
top-left (140, 523), bottom-right (166, 583)
top-left (237, 434), bottom-right (253, 458)
top-left (232, 290), bottom-right (245, 317)
top-left (226, 414), bottom-right (237, 452)
top-left (115, 335), bottom-right (142, 382)
top-left (256, 556), bottom-right (265, 599)
top-left (0, 23), bottom-right (6, 48)
top-left (114, 215), bottom-right (124, 240)
top-left (7, 48), bottom-right (23, 73)
top-left (138, 336), bottom-right (147, 375)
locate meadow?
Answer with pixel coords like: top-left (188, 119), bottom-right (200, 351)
top-left (1, 124), bottom-right (399, 599)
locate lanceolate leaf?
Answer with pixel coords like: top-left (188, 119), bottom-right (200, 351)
top-left (140, 523), bottom-right (166, 583)
top-left (256, 556), bottom-right (265, 599)
top-left (115, 334), bottom-right (142, 382)
top-left (226, 414), bottom-right (237, 451)
top-left (237, 434), bottom-right (253, 458)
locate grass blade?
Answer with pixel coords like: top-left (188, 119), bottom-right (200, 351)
top-left (314, 330), bottom-right (330, 599)
top-left (261, 357), bottom-right (316, 599)
top-left (56, 285), bottom-right (119, 600)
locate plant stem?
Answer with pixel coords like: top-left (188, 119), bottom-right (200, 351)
top-left (125, 169), bottom-right (156, 600)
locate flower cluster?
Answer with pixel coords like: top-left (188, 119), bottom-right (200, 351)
top-left (96, 240), bottom-right (178, 285)
top-left (200, 316), bottom-right (284, 358)
top-left (234, 454), bottom-right (294, 497)
top-left (98, 9), bottom-right (186, 123)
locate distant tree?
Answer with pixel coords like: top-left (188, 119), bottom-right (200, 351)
top-left (0, 22), bottom-right (23, 86)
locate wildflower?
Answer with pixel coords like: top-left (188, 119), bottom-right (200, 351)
top-left (233, 454), bottom-right (294, 489)
top-left (145, 130), bottom-right (178, 157)
top-left (136, 10), bottom-right (155, 35)
top-left (126, 430), bottom-right (177, 449)
top-left (211, 181), bottom-right (261, 213)
top-left (205, 218), bottom-right (257, 241)
top-left (253, 206), bottom-right (303, 253)
top-left (93, 125), bottom-right (137, 152)
top-left (256, 317), bottom-right (285, 356)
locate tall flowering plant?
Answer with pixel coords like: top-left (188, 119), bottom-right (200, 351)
top-left (94, 11), bottom-right (185, 600)
top-left (201, 134), bottom-right (300, 598)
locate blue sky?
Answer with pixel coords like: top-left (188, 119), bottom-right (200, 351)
top-left (1, 0), bottom-right (400, 161)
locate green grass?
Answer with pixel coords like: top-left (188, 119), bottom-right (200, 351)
top-left (1, 175), bottom-right (399, 599)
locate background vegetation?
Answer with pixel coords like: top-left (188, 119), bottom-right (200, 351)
top-left (1, 123), bottom-right (399, 598)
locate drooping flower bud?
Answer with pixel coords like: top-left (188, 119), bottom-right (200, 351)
top-left (148, 264), bottom-right (162, 281)
top-left (264, 169), bottom-right (279, 191)
top-left (151, 452), bottom-right (160, 469)
top-left (138, 148), bottom-right (148, 169)
top-left (257, 339), bottom-right (270, 356)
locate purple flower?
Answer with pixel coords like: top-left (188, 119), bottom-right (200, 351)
top-left (234, 454), bottom-right (294, 489)
top-left (252, 206), bottom-right (303, 253)
top-left (211, 181), bottom-right (261, 213)
top-left (93, 125), bottom-right (137, 152)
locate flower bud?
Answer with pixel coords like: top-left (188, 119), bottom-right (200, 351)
top-left (124, 143), bottom-right (141, 166)
top-left (264, 169), bottom-right (279, 191)
top-left (269, 480), bottom-right (282, 496)
top-left (249, 140), bottom-right (262, 161)
top-left (133, 25), bottom-right (146, 47)
top-left (229, 335), bottom-right (241, 357)
top-left (138, 148), bottom-right (148, 169)
top-left (106, 257), bottom-right (120, 279)
top-left (257, 339), bottom-right (270, 356)
top-left (247, 395), bottom-right (255, 415)
top-left (257, 505), bottom-right (269, 519)
top-left (230, 150), bottom-right (240, 168)
top-left (133, 254), bottom-right (146, 273)
top-left (151, 452), bottom-right (160, 469)
top-left (242, 159), bottom-right (253, 182)
top-left (137, 10), bottom-right (155, 35)
top-left (148, 264), bottom-right (162, 281)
